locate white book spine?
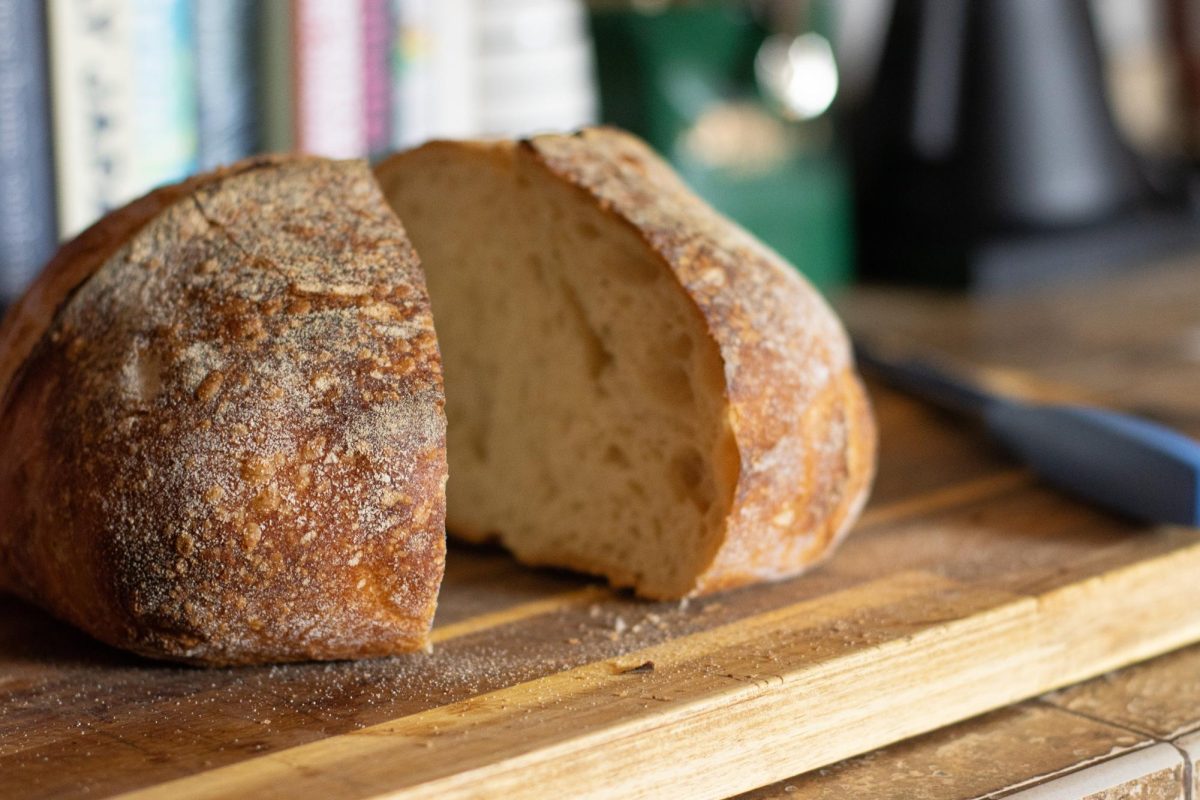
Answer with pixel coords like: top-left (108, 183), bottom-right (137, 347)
top-left (48, 0), bottom-right (136, 238)
top-left (392, 0), bottom-right (477, 147)
top-left (295, 0), bottom-right (366, 157)
top-left (49, 0), bottom-right (197, 238)
top-left (426, 0), bottom-right (475, 139)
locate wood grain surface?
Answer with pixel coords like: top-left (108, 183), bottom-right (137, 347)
top-left (4, 261), bottom-right (1200, 799)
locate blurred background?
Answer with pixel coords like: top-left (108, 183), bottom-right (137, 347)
top-left (1, 0), bottom-right (1196, 304)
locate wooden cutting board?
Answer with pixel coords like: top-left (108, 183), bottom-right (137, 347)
top-left (4, 263), bottom-right (1200, 800)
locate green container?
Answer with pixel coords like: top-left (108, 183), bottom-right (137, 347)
top-left (589, 3), bottom-right (853, 291)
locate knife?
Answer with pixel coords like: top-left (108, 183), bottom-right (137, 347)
top-left (853, 341), bottom-right (1200, 526)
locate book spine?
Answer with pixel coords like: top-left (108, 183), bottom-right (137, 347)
top-left (390, 0), bottom-right (431, 148)
top-left (390, 0), bottom-right (475, 148)
top-left (128, 0), bottom-right (197, 192)
top-left (425, 0), bottom-right (475, 139)
top-left (259, 0), bottom-right (295, 152)
top-left (0, 0), bottom-right (57, 301)
top-left (476, 0), bottom-right (597, 137)
top-left (194, 0), bottom-right (259, 169)
top-left (294, 0), bottom-right (365, 157)
top-left (47, 0), bottom-right (136, 238)
top-left (48, 0), bottom-right (198, 238)
top-left (362, 0), bottom-right (392, 158)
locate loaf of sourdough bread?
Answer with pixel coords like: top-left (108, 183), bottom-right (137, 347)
top-left (1, 130), bottom-right (875, 665)
top-left (375, 128), bottom-right (876, 599)
top-left (0, 156), bottom-right (447, 665)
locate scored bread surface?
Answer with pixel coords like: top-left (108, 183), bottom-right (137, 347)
top-left (377, 128), bottom-right (876, 599)
top-left (0, 156), bottom-right (447, 665)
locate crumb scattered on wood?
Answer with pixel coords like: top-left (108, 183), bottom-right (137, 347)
top-left (619, 660), bottom-right (655, 675)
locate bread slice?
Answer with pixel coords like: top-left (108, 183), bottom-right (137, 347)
top-left (0, 156), bottom-right (447, 665)
top-left (375, 128), bottom-right (875, 599)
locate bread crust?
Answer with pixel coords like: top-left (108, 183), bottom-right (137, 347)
top-left (0, 156), bottom-right (447, 665)
top-left (523, 128), bottom-right (876, 596)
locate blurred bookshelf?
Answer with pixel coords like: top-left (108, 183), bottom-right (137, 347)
top-left (0, 0), bottom-right (601, 304)
top-left (0, 0), bottom-right (864, 306)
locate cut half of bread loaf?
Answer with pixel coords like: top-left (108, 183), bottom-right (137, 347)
top-left (375, 127), bottom-right (876, 600)
top-left (0, 156), bottom-right (447, 665)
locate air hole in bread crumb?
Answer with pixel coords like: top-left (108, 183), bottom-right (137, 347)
top-left (670, 446), bottom-right (713, 513)
top-left (603, 444), bottom-right (630, 468)
top-left (561, 280), bottom-right (614, 380)
top-left (670, 332), bottom-right (694, 359)
top-left (528, 253), bottom-right (548, 286)
top-left (469, 427), bottom-right (490, 462)
top-left (645, 363), bottom-right (694, 406)
top-left (609, 253), bottom-right (660, 285)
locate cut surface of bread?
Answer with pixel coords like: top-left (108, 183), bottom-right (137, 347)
top-left (0, 156), bottom-right (447, 665)
top-left (376, 128), bottom-right (876, 599)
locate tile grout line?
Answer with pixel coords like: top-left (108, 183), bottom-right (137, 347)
top-left (1177, 740), bottom-right (1194, 800)
top-left (1032, 699), bottom-right (1195, 799)
top-left (979, 739), bottom-right (1161, 800)
top-left (1036, 698), bottom-right (1200, 748)
top-left (1032, 698), bottom-right (1160, 740)
top-left (987, 742), bottom-right (1183, 800)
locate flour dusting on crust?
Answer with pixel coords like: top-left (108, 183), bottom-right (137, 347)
top-left (0, 157), bottom-right (447, 665)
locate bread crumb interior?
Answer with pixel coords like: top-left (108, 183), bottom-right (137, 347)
top-left (380, 145), bottom-right (737, 597)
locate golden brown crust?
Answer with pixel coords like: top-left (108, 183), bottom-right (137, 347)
top-left (523, 128), bottom-right (876, 596)
top-left (0, 156), bottom-right (447, 665)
